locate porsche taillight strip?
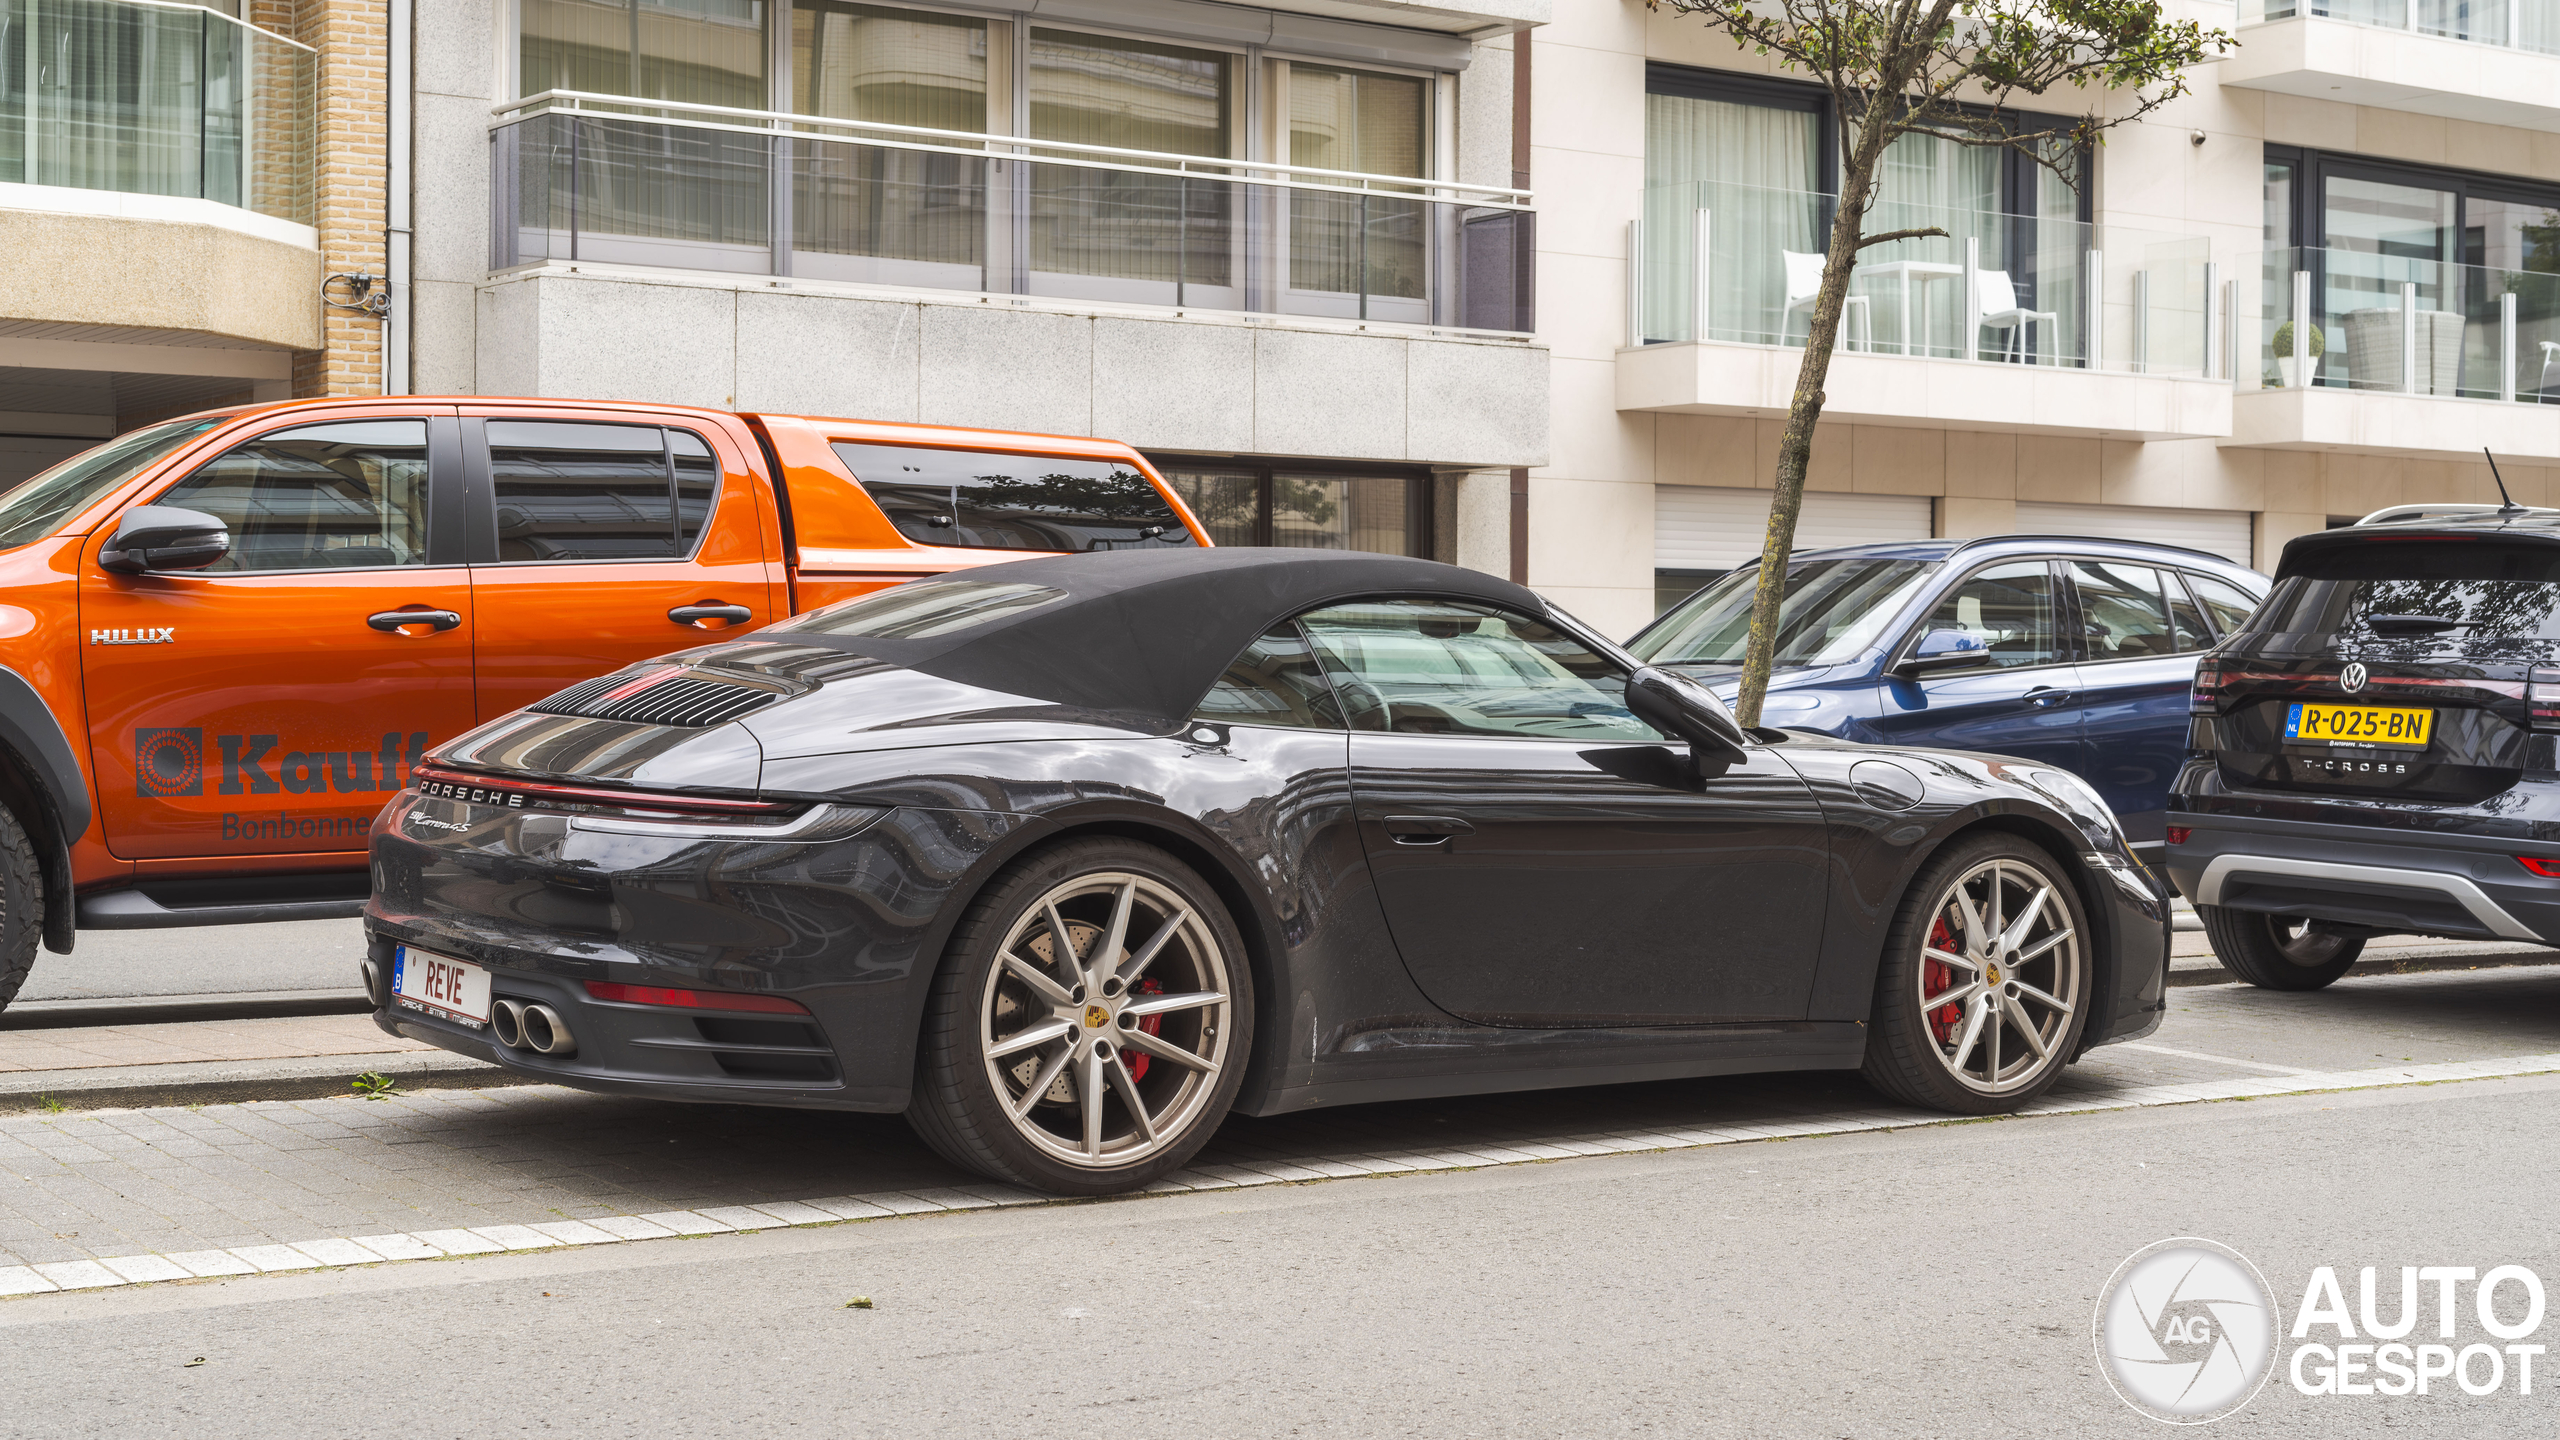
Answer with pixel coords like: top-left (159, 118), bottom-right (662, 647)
top-left (411, 765), bottom-right (789, 816)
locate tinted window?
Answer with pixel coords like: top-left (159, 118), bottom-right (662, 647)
top-left (157, 420), bottom-right (430, 571)
top-left (1196, 626), bottom-right (1345, 728)
top-left (487, 421), bottom-right (721, 562)
top-left (2068, 561), bottom-right (2184, 660)
top-left (1631, 557), bottom-right (1936, 668)
top-left (2162, 572), bottom-right (2212, 652)
top-left (777, 578), bottom-right (1067, 638)
top-left (1298, 599), bottom-right (1661, 742)
top-left (2258, 541), bottom-right (2560, 645)
top-left (1912, 561), bottom-right (2061, 670)
top-left (0, 418), bottom-right (223, 552)
top-left (2185, 571), bottom-right (2262, 637)
top-left (831, 442), bottom-right (1192, 553)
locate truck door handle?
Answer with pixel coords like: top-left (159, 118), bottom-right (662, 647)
top-left (1384, 815), bottom-right (1473, 844)
top-left (669, 603), bottom-right (753, 627)
top-left (2023, 687), bottom-right (2078, 708)
top-left (367, 609), bottom-right (461, 633)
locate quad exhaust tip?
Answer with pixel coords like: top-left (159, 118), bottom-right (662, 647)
top-left (491, 999), bottom-right (575, 1057)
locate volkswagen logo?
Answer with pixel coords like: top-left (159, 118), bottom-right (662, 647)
top-left (2094, 1237), bottom-right (2280, 1423)
top-left (2340, 662), bottom-right (2368, 694)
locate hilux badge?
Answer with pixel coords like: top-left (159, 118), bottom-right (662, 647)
top-left (90, 627), bottom-right (174, 646)
top-left (2340, 662), bottom-right (2368, 693)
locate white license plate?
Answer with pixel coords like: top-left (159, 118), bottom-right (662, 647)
top-left (392, 945), bottom-right (489, 1026)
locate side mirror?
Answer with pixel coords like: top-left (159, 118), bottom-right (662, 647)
top-left (1625, 666), bottom-right (1751, 778)
top-left (1894, 628), bottom-right (1987, 676)
top-left (99, 505), bottom-right (229, 575)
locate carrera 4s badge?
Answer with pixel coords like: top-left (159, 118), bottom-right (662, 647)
top-left (90, 627), bottom-right (174, 646)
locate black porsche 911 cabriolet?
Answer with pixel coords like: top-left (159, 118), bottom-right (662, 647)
top-left (363, 549), bottom-right (2168, 1194)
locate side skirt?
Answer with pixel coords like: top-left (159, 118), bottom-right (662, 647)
top-left (1245, 1020), bottom-right (1869, 1116)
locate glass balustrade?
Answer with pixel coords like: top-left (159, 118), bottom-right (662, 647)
top-left (1636, 180), bottom-right (2214, 375)
top-left (2249, 246), bottom-right (2560, 400)
top-left (2240, 0), bottom-right (2560, 55)
top-left (0, 0), bottom-right (314, 226)
top-left (489, 102), bottom-right (1536, 334)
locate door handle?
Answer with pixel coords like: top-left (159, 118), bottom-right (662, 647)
top-left (367, 609), bottom-right (461, 634)
top-left (2023, 687), bottom-right (2078, 708)
top-left (1384, 815), bottom-right (1474, 845)
top-left (669, 603), bottom-right (753, 627)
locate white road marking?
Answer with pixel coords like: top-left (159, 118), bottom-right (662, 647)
top-left (8, 1048), bottom-right (2560, 1299)
top-left (2107, 1041), bottom-right (2313, 1076)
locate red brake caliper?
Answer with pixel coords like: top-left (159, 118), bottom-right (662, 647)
top-left (1124, 978), bottom-right (1165, 1081)
top-left (1924, 918), bottom-right (1962, 1044)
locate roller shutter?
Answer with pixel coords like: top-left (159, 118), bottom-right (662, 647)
top-left (2012, 502), bottom-right (2254, 566)
top-left (1655, 487), bottom-right (1935, 572)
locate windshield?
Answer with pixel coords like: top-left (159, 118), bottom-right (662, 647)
top-left (2261, 540), bottom-right (2560, 652)
top-left (1630, 558), bottom-right (1938, 669)
top-left (0, 419), bottom-right (224, 553)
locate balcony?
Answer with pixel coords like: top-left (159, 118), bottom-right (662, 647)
top-left (2222, 0), bottom-right (2560, 130)
top-left (0, 0), bottom-right (314, 233)
top-left (486, 93), bottom-right (1536, 336)
top-left (1614, 181), bottom-right (2232, 441)
top-left (2230, 246), bottom-right (2560, 459)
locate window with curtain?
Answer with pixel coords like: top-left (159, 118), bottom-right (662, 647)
top-left (1155, 462), bottom-right (1427, 556)
top-left (1027, 29), bottom-right (1233, 288)
top-left (1642, 91), bottom-right (1820, 344)
top-left (1289, 64), bottom-right (1428, 300)
top-left (520, 0), bottom-right (766, 107)
top-left (790, 3), bottom-right (987, 277)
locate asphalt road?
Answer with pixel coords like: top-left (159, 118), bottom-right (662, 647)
top-left (13, 920), bottom-right (363, 1003)
top-left (3, 1069), bottom-right (2553, 1437)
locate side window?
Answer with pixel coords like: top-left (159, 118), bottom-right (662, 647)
top-left (2161, 571), bottom-right (2213, 653)
top-left (1296, 598), bottom-right (1662, 742)
top-left (485, 421), bottom-right (722, 562)
top-left (830, 442), bottom-right (1194, 553)
top-left (155, 419), bottom-right (430, 572)
top-left (2185, 571), bottom-right (2263, 638)
top-left (2067, 561), bottom-right (2181, 659)
top-left (1195, 626), bottom-right (1345, 729)
top-left (1913, 562), bottom-right (2061, 670)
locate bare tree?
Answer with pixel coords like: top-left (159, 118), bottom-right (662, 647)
top-left (1647, 0), bottom-right (2228, 725)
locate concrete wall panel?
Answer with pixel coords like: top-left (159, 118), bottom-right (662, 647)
top-left (1092, 318), bottom-right (1254, 453)
top-left (734, 292), bottom-right (921, 421)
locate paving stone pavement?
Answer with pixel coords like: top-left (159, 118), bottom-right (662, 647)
top-left (4, 963), bottom-right (2558, 1281)
top-left (0, 1015), bottom-right (430, 1074)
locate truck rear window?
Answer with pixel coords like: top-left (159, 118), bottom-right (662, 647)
top-left (831, 443), bottom-right (1193, 553)
top-left (2263, 539), bottom-right (2560, 641)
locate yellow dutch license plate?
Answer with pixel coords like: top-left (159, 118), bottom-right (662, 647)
top-left (2284, 701), bottom-right (2433, 749)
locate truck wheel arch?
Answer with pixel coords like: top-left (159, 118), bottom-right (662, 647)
top-left (0, 665), bottom-right (90, 954)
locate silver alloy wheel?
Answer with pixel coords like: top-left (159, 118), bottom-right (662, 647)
top-left (1916, 857), bottom-right (2081, 1096)
top-left (978, 871), bottom-right (1232, 1169)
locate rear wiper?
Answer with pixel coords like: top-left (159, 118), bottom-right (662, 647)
top-left (2365, 613), bottom-right (2465, 636)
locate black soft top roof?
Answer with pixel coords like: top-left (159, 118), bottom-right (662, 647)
top-left (765, 547), bottom-right (1554, 729)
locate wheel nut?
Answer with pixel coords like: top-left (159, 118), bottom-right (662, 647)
top-left (1102, 977), bottom-right (1123, 997)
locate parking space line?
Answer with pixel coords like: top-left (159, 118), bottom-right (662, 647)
top-left (9, 1047), bottom-right (2560, 1300)
top-left (2106, 1041), bottom-right (2313, 1075)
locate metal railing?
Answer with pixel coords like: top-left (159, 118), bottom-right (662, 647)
top-left (0, 0), bottom-right (315, 226)
top-left (2242, 0), bottom-right (2560, 54)
top-left (2251, 246), bottom-right (2560, 400)
top-left (1630, 180), bottom-right (2222, 376)
top-left (489, 90), bottom-right (1536, 335)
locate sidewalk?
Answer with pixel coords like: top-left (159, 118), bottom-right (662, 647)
top-left (0, 1012), bottom-right (504, 1113)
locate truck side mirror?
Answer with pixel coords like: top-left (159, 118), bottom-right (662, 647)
top-left (1894, 627), bottom-right (1986, 676)
top-left (99, 505), bottom-right (229, 575)
top-left (1625, 666), bottom-right (1751, 779)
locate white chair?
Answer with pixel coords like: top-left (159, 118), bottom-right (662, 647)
top-left (1781, 250), bottom-right (1871, 351)
top-left (1975, 268), bottom-right (2058, 364)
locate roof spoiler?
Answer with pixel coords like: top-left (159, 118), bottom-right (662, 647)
top-left (2276, 521), bottom-right (2560, 579)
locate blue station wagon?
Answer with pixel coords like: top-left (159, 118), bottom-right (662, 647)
top-left (1627, 535), bottom-right (2271, 856)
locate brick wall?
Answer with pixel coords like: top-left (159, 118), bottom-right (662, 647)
top-left (254, 0), bottom-right (388, 399)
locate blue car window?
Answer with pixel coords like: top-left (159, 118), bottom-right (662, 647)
top-left (2185, 571), bottom-right (2261, 638)
top-left (2161, 572), bottom-right (2213, 652)
top-left (2068, 561), bottom-right (2184, 659)
top-left (1913, 562), bottom-right (2060, 670)
top-left (1298, 599), bottom-right (1664, 742)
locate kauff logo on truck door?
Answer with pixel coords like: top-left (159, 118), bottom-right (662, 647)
top-left (135, 729), bottom-right (430, 799)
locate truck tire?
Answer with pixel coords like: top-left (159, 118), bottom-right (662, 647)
top-left (2197, 906), bottom-right (2361, 990)
top-left (0, 801), bottom-right (42, 1012)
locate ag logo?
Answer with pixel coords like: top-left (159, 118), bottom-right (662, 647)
top-left (2341, 662), bottom-right (2368, 694)
top-left (134, 727), bottom-right (204, 798)
top-left (2096, 1237), bottom-right (2280, 1423)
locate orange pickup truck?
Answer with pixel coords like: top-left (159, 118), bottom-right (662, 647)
top-left (0, 395), bottom-right (1208, 1010)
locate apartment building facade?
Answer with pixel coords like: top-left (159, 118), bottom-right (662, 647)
top-left (7, 0), bottom-right (2554, 635)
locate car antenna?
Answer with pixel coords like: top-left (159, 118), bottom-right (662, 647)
top-left (2486, 447), bottom-right (2526, 516)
